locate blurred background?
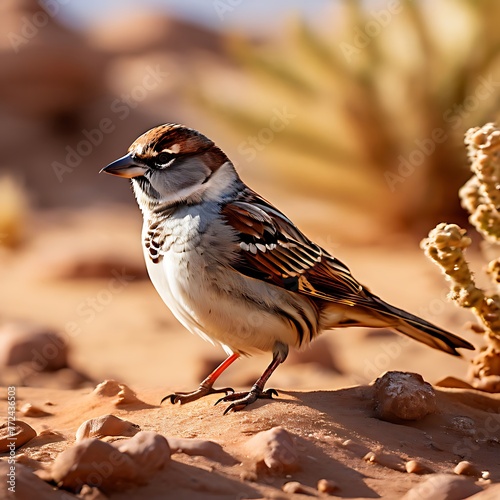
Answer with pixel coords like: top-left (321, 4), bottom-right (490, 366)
top-left (0, 0), bottom-right (497, 394)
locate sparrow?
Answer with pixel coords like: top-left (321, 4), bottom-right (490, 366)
top-left (101, 123), bottom-right (474, 414)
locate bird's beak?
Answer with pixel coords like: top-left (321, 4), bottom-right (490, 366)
top-left (100, 153), bottom-right (148, 178)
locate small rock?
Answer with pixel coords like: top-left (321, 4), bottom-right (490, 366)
top-left (0, 462), bottom-right (78, 499)
top-left (28, 428), bottom-right (66, 449)
top-left (20, 403), bottom-right (51, 417)
top-left (39, 428), bottom-right (65, 439)
top-left (317, 478), bottom-right (338, 494)
top-left (467, 483), bottom-right (500, 499)
top-left (0, 323), bottom-right (68, 370)
top-left (373, 371), bottom-right (437, 421)
top-left (454, 461), bottom-right (482, 477)
top-left (114, 431), bottom-right (171, 481)
top-left (168, 437), bottom-right (236, 464)
top-left (363, 450), bottom-right (405, 472)
top-left (333, 438), bottom-right (370, 457)
top-left (76, 415), bottom-right (140, 441)
top-left (245, 427), bottom-right (299, 474)
top-left (282, 481), bottom-right (317, 496)
top-left (402, 473), bottom-right (482, 500)
top-left (115, 384), bottom-right (142, 405)
top-left (0, 420), bottom-right (36, 451)
top-left (405, 459), bottom-right (434, 474)
top-left (90, 380), bottom-right (143, 406)
top-left (78, 484), bottom-right (109, 500)
top-left (51, 439), bottom-right (140, 493)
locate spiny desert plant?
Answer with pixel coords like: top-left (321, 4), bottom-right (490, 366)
top-left (193, 0), bottom-right (500, 234)
top-left (421, 123), bottom-right (500, 393)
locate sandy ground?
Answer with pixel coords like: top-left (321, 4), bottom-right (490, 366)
top-left (0, 207), bottom-right (499, 499)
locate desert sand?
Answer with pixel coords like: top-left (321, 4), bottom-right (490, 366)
top-left (1, 208), bottom-right (499, 499)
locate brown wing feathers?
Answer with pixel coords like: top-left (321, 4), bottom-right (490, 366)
top-left (221, 192), bottom-right (363, 303)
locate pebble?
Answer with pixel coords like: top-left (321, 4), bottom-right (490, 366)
top-left (373, 371), bottom-right (437, 421)
top-left (0, 322), bottom-right (68, 370)
top-left (113, 431), bottom-right (171, 481)
top-left (317, 478), bottom-right (338, 494)
top-left (335, 438), bottom-right (370, 457)
top-left (282, 481), bottom-right (317, 496)
top-left (90, 379), bottom-right (143, 406)
top-left (76, 414), bottom-right (140, 441)
top-left (402, 473), bottom-right (482, 500)
top-left (363, 450), bottom-right (405, 472)
top-left (405, 459), bottom-right (434, 474)
top-left (245, 426), bottom-right (299, 474)
top-left (51, 439), bottom-right (140, 493)
top-left (168, 437), bottom-right (236, 464)
top-left (0, 420), bottom-right (36, 452)
top-left (0, 461), bottom-right (77, 499)
top-left (467, 483), bottom-right (500, 499)
top-left (454, 461), bottom-right (482, 477)
top-left (20, 403), bottom-right (52, 417)
top-left (78, 485), bottom-right (108, 500)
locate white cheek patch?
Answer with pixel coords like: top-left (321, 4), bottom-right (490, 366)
top-left (203, 162), bottom-right (238, 201)
top-left (158, 184), bottom-right (206, 205)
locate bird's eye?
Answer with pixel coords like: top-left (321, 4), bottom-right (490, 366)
top-left (156, 152), bottom-right (175, 166)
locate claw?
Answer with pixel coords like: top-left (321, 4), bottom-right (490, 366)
top-left (214, 395), bottom-right (226, 407)
top-left (264, 388), bottom-right (279, 398)
top-left (160, 394), bottom-right (178, 405)
top-left (161, 386), bottom-right (234, 406)
top-left (223, 402), bottom-right (241, 415)
top-left (216, 387), bottom-right (279, 414)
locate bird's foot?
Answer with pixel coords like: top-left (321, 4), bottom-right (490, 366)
top-left (215, 386), bottom-right (279, 414)
top-left (161, 384), bottom-right (234, 405)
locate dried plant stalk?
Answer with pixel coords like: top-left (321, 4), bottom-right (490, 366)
top-left (421, 123), bottom-right (500, 393)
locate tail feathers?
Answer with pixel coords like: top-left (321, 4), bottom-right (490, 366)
top-left (371, 296), bottom-right (474, 356)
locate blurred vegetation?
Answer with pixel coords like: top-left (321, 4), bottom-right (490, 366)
top-left (422, 123), bottom-right (500, 392)
top-left (193, 0), bottom-right (500, 235)
top-left (0, 176), bottom-right (29, 249)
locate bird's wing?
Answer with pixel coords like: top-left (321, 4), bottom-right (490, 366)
top-left (221, 190), bottom-right (475, 356)
top-left (221, 190), bottom-right (371, 306)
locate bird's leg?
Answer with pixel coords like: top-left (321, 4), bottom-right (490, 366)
top-left (216, 342), bottom-right (288, 414)
top-left (161, 353), bottom-right (239, 405)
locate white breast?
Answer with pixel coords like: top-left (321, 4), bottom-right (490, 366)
top-left (142, 206), bottom-right (318, 356)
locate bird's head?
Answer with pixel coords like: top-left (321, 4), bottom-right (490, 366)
top-left (101, 124), bottom-right (236, 212)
